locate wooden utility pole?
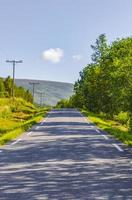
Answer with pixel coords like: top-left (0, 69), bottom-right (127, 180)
top-left (29, 82), bottom-right (39, 104)
top-left (6, 60), bottom-right (23, 98)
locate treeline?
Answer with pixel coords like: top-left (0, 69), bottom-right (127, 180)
top-left (0, 76), bottom-right (33, 102)
top-left (57, 35), bottom-right (132, 131)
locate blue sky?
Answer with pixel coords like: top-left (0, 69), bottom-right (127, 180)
top-left (0, 0), bottom-right (132, 83)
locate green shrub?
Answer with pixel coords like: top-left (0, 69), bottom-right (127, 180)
top-left (0, 106), bottom-right (12, 119)
top-left (82, 110), bottom-right (132, 146)
top-left (128, 114), bottom-right (132, 133)
top-left (114, 111), bottom-right (129, 125)
top-left (56, 99), bottom-right (73, 108)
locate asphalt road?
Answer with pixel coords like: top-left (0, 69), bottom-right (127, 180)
top-left (0, 109), bottom-right (132, 200)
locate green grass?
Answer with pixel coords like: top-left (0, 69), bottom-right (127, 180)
top-left (0, 98), bottom-right (50, 145)
top-left (0, 115), bottom-right (43, 145)
top-left (82, 110), bottom-right (132, 146)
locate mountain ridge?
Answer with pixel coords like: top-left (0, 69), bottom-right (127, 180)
top-left (15, 78), bottom-right (74, 106)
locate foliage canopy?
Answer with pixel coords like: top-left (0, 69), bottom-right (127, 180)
top-left (67, 35), bottom-right (132, 131)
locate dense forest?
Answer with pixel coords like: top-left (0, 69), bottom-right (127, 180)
top-left (0, 76), bottom-right (33, 102)
top-left (57, 35), bottom-right (132, 132)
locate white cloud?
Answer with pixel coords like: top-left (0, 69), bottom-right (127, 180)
top-left (42, 48), bottom-right (64, 63)
top-left (72, 54), bottom-right (82, 61)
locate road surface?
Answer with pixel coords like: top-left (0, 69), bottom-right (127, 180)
top-left (0, 109), bottom-right (132, 200)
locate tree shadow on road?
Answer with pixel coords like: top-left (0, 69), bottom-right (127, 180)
top-left (0, 112), bottom-right (132, 200)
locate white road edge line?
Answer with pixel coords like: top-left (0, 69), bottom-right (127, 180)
top-left (0, 150), bottom-right (3, 153)
top-left (11, 139), bottom-right (22, 146)
top-left (40, 113), bottom-right (50, 125)
top-left (80, 113), bottom-right (93, 124)
top-left (27, 131), bottom-right (32, 136)
top-left (96, 129), bottom-right (100, 133)
top-left (101, 134), bottom-right (109, 140)
top-left (46, 115), bottom-right (50, 119)
top-left (35, 126), bottom-right (39, 130)
top-left (84, 118), bottom-right (89, 123)
top-left (112, 143), bottom-right (124, 152)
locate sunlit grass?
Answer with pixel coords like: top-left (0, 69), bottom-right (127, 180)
top-left (0, 98), bottom-right (50, 145)
top-left (82, 110), bottom-right (132, 146)
top-left (0, 115), bottom-right (43, 145)
top-left (0, 119), bottom-right (21, 134)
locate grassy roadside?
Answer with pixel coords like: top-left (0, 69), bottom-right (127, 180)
top-left (81, 110), bottom-right (132, 146)
top-left (0, 98), bottom-right (50, 146)
top-left (0, 115), bottom-right (43, 145)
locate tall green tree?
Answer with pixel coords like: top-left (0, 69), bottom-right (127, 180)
top-left (72, 35), bottom-right (132, 130)
top-left (4, 76), bottom-right (12, 97)
top-left (91, 34), bottom-right (108, 63)
top-left (0, 78), bottom-right (5, 97)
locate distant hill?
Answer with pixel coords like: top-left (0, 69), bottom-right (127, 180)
top-left (15, 79), bottom-right (74, 106)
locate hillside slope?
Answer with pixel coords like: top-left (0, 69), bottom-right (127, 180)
top-left (0, 98), bottom-right (48, 145)
top-left (15, 79), bottom-right (74, 106)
